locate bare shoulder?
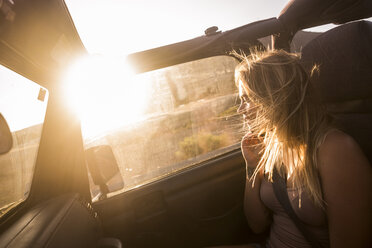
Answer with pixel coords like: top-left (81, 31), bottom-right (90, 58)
top-left (317, 129), bottom-right (371, 176)
top-left (318, 130), bottom-right (366, 162)
top-left (319, 130), bottom-right (359, 151)
top-left (317, 130), bottom-right (371, 247)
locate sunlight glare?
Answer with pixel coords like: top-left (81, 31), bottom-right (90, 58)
top-left (64, 55), bottom-right (151, 139)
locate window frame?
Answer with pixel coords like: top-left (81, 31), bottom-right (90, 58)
top-left (82, 54), bottom-right (246, 200)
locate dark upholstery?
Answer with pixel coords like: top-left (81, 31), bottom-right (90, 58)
top-left (0, 194), bottom-right (103, 248)
top-left (278, 0), bottom-right (372, 32)
top-left (300, 21), bottom-right (372, 163)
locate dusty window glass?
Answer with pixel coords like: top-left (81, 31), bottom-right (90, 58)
top-left (0, 66), bottom-right (48, 216)
top-left (82, 56), bottom-right (244, 200)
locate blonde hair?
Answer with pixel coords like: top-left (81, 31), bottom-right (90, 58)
top-left (235, 49), bottom-right (331, 208)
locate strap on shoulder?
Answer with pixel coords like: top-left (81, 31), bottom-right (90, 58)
top-left (272, 168), bottom-right (324, 248)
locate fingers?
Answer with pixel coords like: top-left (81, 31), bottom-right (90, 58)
top-left (241, 134), bottom-right (264, 167)
top-left (242, 134), bottom-right (261, 148)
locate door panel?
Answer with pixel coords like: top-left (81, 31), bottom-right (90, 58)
top-left (93, 149), bottom-right (251, 247)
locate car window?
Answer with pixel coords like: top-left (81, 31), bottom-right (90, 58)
top-left (0, 66), bottom-right (48, 217)
top-left (81, 56), bottom-right (244, 200)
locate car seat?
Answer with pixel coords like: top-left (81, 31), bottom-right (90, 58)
top-left (300, 20), bottom-right (372, 164)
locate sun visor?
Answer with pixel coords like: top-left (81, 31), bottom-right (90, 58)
top-left (0, 0), bottom-right (86, 87)
top-left (278, 0), bottom-right (372, 33)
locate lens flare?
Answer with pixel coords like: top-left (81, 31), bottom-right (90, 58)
top-left (63, 55), bottom-right (151, 139)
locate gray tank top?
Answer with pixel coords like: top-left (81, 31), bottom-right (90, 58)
top-left (260, 178), bottom-right (330, 248)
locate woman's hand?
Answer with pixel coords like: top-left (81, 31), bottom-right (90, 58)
top-left (241, 133), bottom-right (271, 233)
top-left (241, 133), bottom-right (263, 168)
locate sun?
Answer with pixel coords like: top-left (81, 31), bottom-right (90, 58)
top-left (63, 55), bottom-right (151, 140)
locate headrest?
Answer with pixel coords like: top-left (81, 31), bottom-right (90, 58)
top-left (278, 0), bottom-right (372, 33)
top-left (300, 21), bottom-right (372, 163)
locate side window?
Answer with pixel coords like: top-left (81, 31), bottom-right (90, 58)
top-left (82, 56), bottom-right (243, 200)
top-left (0, 66), bottom-right (48, 216)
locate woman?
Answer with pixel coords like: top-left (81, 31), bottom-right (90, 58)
top-left (235, 50), bottom-right (371, 248)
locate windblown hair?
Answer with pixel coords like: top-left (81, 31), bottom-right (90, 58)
top-left (235, 50), bottom-right (332, 208)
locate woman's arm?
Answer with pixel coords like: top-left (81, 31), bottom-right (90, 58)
top-left (318, 131), bottom-right (372, 248)
top-left (244, 172), bottom-right (271, 234)
top-left (241, 135), bottom-right (271, 233)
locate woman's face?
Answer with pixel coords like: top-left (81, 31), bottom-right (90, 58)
top-left (237, 82), bottom-right (256, 123)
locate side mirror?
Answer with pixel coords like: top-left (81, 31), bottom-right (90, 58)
top-left (0, 114), bottom-right (13, 155)
top-left (85, 145), bottom-right (124, 200)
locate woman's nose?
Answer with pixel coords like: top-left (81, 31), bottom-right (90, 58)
top-left (237, 102), bottom-right (249, 114)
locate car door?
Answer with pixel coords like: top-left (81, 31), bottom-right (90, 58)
top-left (87, 56), bottom-right (251, 248)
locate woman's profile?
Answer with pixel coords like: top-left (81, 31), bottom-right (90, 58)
top-left (230, 50), bottom-right (371, 248)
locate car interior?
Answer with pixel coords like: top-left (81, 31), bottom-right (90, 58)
top-left (0, 0), bottom-right (371, 247)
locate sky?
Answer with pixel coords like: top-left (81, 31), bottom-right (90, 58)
top-left (64, 0), bottom-right (297, 55)
top-left (64, 0), bottom-right (347, 56)
top-left (1, 0), bottom-right (369, 132)
top-left (2, 0), bottom-right (292, 131)
top-left (62, 0), bottom-right (345, 139)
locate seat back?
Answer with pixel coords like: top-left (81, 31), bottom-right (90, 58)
top-left (300, 21), bottom-right (372, 163)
